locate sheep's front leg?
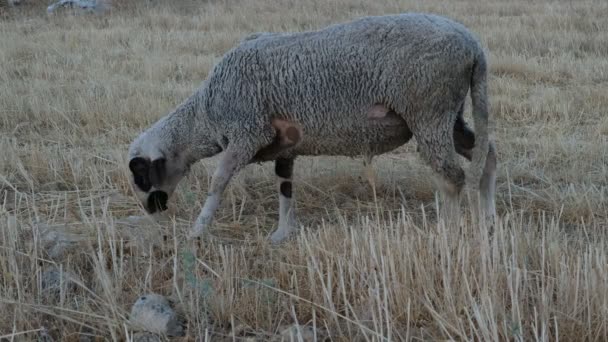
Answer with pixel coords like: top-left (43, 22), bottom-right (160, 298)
top-left (270, 157), bottom-right (296, 243)
top-left (188, 142), bottom-right (261, 239)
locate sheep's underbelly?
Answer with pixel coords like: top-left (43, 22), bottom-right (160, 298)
top-left (295, 112), bottom-right (413, 157)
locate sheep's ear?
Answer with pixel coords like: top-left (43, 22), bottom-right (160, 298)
top-left (149, 158), bottom-right (167, 187)
top-left (129, 157), bottom-right (152, 192)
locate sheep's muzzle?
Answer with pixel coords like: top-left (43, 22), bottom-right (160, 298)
top-left (146, 191), bottom-right (168, 213)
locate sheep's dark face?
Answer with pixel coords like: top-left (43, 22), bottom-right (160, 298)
top-left (128, 155), bottom-right (189, 214)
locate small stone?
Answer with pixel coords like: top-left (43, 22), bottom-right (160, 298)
top-left (129, 293), bottom-right (185, 337)
top-left (131, 332), bottom-right (161, 342)
top-left (40, 265), bottom-right (80, 299)
top-left (38, 326), bottom-right (54, 342)
top-left (77, 326), bottom-right (100, 342)
top-left (117, 214), bottom-right (171, 256)
top-left (37, 222), bottom-right (87, 260)
top-left (277, 325), bottom-right (320, 342)
top-left (46, 0), bottom-right (110, 14)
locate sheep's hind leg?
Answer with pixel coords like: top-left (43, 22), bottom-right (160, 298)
top-left (362, 155), bottom-right (378, 202)
top-left (453, 115), bottom-right (497, 226)
top-left (413, 115), bottom-right (465, 226)
top-left (479, 142), bottom-right (497, 224)
top-left (270, 157), bottom-right (297, 243)
top-left (189, 134), bottom-right (273, 239)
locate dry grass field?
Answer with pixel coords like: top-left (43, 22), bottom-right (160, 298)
top-left (1, 0), bottom-right (608, 340)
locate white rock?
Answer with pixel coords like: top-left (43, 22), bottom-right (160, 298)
top-left (37, 222), bottom-right (88, 260)
top-left (46, 0), bottom-right (110, 14)
top-left (278, 325), bottom-right (320, 342)
top-left (129, 293), bottom-right (185, 337)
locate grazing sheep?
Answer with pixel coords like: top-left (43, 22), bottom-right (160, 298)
top-left (127, 13), bottom-right (497, 242)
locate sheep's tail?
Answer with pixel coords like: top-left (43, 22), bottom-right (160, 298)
top-left (467, 50), bottom-right (490, 190)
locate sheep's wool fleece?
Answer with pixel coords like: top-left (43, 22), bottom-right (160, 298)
top-left (198, 13), bottom-right (485, 158)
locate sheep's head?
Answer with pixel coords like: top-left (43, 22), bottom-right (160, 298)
top-left (127, 134), bottom-right (190, 214)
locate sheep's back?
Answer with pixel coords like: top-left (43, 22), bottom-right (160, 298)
top-left (204, 13), bottom-right (482, 152)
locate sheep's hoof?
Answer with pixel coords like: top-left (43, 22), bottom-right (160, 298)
top-left (484, 212), bottom-right (497, 236)
top-left (270, 219), bottom-right (300, 244)
top-left (187, 224), bottom-right (208, 240)
top-left (187, 231), bottom-right (201, 240)
top-left (269, 228), bottom-right (292, 244)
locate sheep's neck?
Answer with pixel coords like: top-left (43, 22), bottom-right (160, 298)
top-left (159, 90), bottom-right (215, 164)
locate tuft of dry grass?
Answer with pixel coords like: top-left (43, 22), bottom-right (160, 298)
top-left (1, 0), bottom-right (607, 340)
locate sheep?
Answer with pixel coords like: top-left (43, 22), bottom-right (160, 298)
top-left (127, 12), bottom-right (497, 243)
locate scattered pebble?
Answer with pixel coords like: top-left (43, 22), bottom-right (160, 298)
top-left (129, 293), bottom-right (185, 337)
top-left (38, 326), bottom-right (54, 342)
top-left (131, 332), bottom-right (162, 342)
top-left (47, 0), bottom-right (110, 14)
top-left (117, 214), bottom-right (171, 255)
top-left (40, 265), bottom-right (81, 299)
top-left (277, 324), bottom-right (323, 342)
top-left (37, 222), bottom-right (88, 260)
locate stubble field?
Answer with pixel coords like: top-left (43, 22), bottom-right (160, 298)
top-left (1, 0), bottom-right (607, 340)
